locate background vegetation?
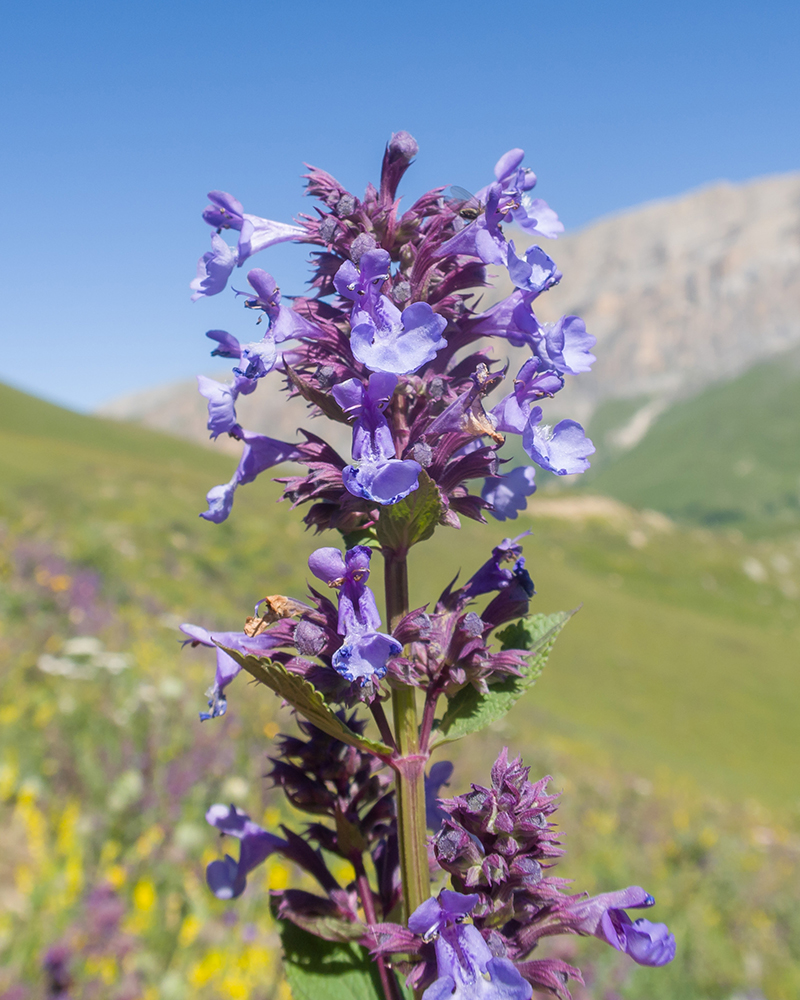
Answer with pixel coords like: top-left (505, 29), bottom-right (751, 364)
top-left (1, 382), bottom-right (798, 999)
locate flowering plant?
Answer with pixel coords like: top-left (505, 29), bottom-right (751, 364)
top-left (181, 133), bottom-right (674, 999)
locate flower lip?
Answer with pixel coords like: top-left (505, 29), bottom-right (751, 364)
top-left (408, 889), bottom-right (481, 940)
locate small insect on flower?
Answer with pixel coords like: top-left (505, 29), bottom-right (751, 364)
top-left (447, 186), bottom-right (485, 221)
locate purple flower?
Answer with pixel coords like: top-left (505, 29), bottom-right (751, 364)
top-left (598, 912), bottom-right (676, 967)
top-left (205, 803), bottom-right (285, 899)
top-left (200, 431), bottom-right (301, 523)
top-left (202, 190), bottom-right (246, 231)
top-left (558, 886), bottom-right (676, 967)
top-left (197, 375), bottom-right (240, 439)
top-left (536, 315), bottom-right (596, 375)
top-left (190, 233), bottom-right (238, 301)
top-left (523, 417), bottom-right (595, 476)
top-left (240, 269), bottom-right (322, 343)
top-left (206, 329), bottom-right (242, 358)
top-left (482, 467), bottom-right (537, 521)
top-left (200, 477), bottom-right (239, 525)
top-left (465, 291), bottom-right (542, 350)
top-left (202, 190), bottom-right (305, 265)
top-left (506, 243), bottom-right (562, 295)
top-left (350, 300), bottom-right (448, 375)
top-left (335, 251), bottom-right (448, 374)
top-left (332, 632), bottom-right (403, 685)
top-left (466, 295), bottom-right (595, 378)
top-left (409, 889), bottom-right (480, 939)
top-left (435, 185), bottom-right (508, 266)
top-left (491, 358), bottom-right (564, 437)
top-left (333, 373), bottom-right (422, 505)
top-left (489, 362), bottom-right (594, 476)
top-left (43, 944), bottom-right (72, 997)
top-left (180, 624), bottom-right (285, 719)
top-left (334, 249), bottom-right (391, 312)
top-left (488, 149), bottom-right (563, 241)
top-left (444, 534), bottom-right (533, 613)
top-left (231, 335), bottom-right (277, 381)
top-left (435, 149), bottom-right (561, 270)
top-left (409, 891), bottom-right (532, 1000)
top-left (308, 545), bottom-right (401, 684)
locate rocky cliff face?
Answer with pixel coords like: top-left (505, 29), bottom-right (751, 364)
top-left (99, 172), bottom-right (800, 451)
top-left (523, 171), bottom-right (800, 435)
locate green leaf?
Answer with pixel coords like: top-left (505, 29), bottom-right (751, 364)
top-left (339, 525), bottom-right (381, 550)
top-left (218, 646), bottom-right (392, 757)
top-left (375, 469), bottom-right (444, 551)
top-left (279, 919), bottom-right (385, 1000)
top-left (431, 610), bottom-right (576, 747)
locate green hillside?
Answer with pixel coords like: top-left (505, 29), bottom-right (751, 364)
top-left (584, 352), bottom-right (800, 534)
top-left (2, 382), bottom-right (800, 998)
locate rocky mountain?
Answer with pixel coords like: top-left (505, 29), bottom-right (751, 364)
top-left (508, 170), bottom-right (800, 441)
top-left (99, 172), bottom-right (800, 455)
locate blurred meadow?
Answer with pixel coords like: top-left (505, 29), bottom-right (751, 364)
top-left (2, 380), bottom-right (799, 999)
top-left (3, 0), bottom-right (800, 996)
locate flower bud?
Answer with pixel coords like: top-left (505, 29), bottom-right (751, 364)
top-left (387, 130), bottom-right (418, 163)
top-left (350, 232), bottom-right (378, 264)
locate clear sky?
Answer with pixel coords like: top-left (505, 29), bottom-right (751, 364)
top-left (2, 0), bottom-right (798, 412)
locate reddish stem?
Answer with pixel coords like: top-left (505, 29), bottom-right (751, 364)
top-left (371, 698), bottom-right (398, 752)
top-left (355, 865), bottom-right (403, 1000)
top-left (418, 682), bottom-right (442, 753)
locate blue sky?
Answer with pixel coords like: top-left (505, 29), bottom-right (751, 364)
top-left (2, 0), bottom-right (798, 412)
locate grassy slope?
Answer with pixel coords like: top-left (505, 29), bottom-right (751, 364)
top-left (584, 354), bottom-right (800, 533)
top-left (2, 382), bottom-right (798, 809)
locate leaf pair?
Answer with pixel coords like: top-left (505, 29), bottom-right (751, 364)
top-left (375, 469), bottom-right (444, 552)
top-left (431, 610), bottom-right (576, 747)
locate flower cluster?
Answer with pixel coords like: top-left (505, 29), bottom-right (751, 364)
top-left (182, 529), bottom-right (536, 717)
top-left (372, 750), bottom-right (675, 999)
top-left (190, 131), bottom-right (595, 531)
top-left (181, 134), bottom-right (674, 1000)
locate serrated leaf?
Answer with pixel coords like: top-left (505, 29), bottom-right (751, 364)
top-left (279, 919), bottom-right (384, 1000)
top-left (375, 469), bottom-right (444, 551)
top-left (431, 610), bottom-right (576, 747)
top-left (285, 363), bottom-right (351, 425)
top-left (494, 609), bottom-right (577, 656)
top-left (218, 646), bottom-right (392, 757)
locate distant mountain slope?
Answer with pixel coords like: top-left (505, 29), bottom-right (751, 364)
top-left (97, 371), bottom-right (352, 456)
top-left (584, 349), bottom-right (800, 532)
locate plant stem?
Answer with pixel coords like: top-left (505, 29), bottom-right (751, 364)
top-left (384, 548), bottom-right (430, 923)
top-left (355, 864), bottom-right (402, 1000)
top-left (419, 682), bottom-right (441, 753)
top-left (370, 699), bottom-right (397, 752)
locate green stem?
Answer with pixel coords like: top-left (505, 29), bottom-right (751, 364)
top-left (384, 548), bottom-right (430, 922)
